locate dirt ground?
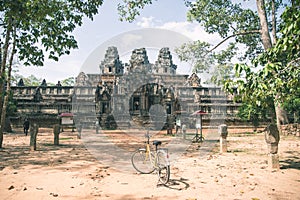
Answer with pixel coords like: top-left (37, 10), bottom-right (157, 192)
top-left (0, 127), bottom-right (299, 200)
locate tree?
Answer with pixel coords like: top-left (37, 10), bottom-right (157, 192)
top-left (174, 41), bottom-right (237, 86)
top-left (61, 77), bottom-right (75, 86)
top-left (0, 0), bottom-right (103, 148)
top-left (193, 0), bottom-right (299, 133)
top-left (22, 75), bottom-right (43, 86)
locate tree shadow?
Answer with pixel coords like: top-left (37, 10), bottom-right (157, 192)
top-left (157, 177), bottom-right (190, 190)
top-left (280, 157), bottom-right (300, 170)
top-left (280, 150), bottom-right (300, 170)
top-left (0, 133), bottom-right (97, 171)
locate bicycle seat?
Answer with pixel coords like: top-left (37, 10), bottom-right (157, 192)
top-left (153, 140), bottom-right (162, 146)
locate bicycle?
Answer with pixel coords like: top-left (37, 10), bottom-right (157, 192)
top-left (131, 131), bottom-right (170, 184)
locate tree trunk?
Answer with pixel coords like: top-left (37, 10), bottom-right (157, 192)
top-left (275, 102), bottom-right (289, 125)
top-left (256, 0), bottom-right (288, 133)
top-left (256, 0), bottom-right (272, 50)
top-left (0, 17), bottom-right (12, 114)
top-left (271, 0), bottom-right (277, 45)
top-left (0, 18), bottom-right (13, 148)
top-left (0, 23), bottom-right (16, 148)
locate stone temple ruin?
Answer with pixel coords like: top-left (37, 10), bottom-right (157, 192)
top-left (10, 47), bottom-right (241, 130)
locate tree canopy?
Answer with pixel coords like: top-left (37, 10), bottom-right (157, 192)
top-left (0, 0), bottom-right (103, 66)
top-left (0, 0), bottom-right (104, 148)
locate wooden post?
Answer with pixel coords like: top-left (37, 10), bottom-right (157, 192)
top-left (30, 123), bottom-right (38, 151)
top-left (53, 125), bottom-right (60, 145)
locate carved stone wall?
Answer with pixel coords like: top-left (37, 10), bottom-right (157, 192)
top-left (10, 46), bottom-right (242, 130)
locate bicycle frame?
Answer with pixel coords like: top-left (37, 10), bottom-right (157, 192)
top-left (131, 131), bottom-right (171, 184)
top-left (141, 146), bottom-right (170, 170)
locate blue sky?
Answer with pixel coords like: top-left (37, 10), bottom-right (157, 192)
top-left (17, 0), bottom-right (256, 84)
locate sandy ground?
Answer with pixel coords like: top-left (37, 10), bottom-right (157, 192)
top-left (0, 127), bottom-right (299, 200)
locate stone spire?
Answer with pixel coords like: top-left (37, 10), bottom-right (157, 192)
top-left (127, 48), bottom-right (151, 73)
top-left (99, 46), bottom-right (124, 75)
top-left (153, 47), bottom-right (177, 74)
top-left (187, 73), bottom-right (201, 87)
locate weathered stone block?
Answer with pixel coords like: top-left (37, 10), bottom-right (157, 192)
top-left (268, 154), bottom-right (280, 170)
top-left (220, 137), bottom-right (227, 153)
top-left (265, 124), bottom-right (280, 154)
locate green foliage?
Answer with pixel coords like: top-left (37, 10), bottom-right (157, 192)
top-left (118, 0), bottom-right (154, 22)
top-left (185, 0), bottom-right (262, 60)
top-left (209, 43), bottom-right (237, 85)
top-left (175, 40), bottom-right (237, 86)
top-left (249, 4), bottom-right (300, 103)
top-left (238, 103), bottom-right (264, 127)
top-left (222, 3), bottom-right (298, 124)
top-left (174, 41), bottom-right (213, 73)
top-left (12, 74), bottom-right (75, 86)
top-left (61, 77), bottom-right (75, 86)
top-left (22, 74), bottom-right (42, 86)
top-left (1, 0), bottom-right (103, 66)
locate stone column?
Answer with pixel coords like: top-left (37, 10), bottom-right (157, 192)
top-left (53, 125), bottom-right (60, 145)
top-left (265, 124), bottom-right (280, 170)
top-left (30, 123), bottom-right (39, 151)
top-left (219, 124), bottom-right (228, 153)
top-left (95, 121), bottom-right (100, 134)
top-left (296, 124), bottom-right (300, 137)
top-left (182, 124), bottom-right (187, 140)
top-left (77, 124), bottom-right (82, 139)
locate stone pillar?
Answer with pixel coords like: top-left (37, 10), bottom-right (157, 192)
top-left (30, 123), bottom-right (38, 151)
top-left (77, 124), bottom-right (82, 139)
top-left (219, 124), bottom-right (228, 153)
top-left (182, 124), bottom-right (186, 140)
top-left (53, 125), bottom-right (60, 145)
top-left (95, 121), bottom-right (100, 134)
top-left (265, 124), bottom-right (280, 170)
top-left (296, 124), bottom-right (300, 137)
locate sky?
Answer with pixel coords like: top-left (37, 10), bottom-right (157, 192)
top-left (16, 0), bottom-right (256, 84)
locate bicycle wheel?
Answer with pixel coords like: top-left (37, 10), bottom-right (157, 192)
top-left (131, 149), bottom-right (155, 174)
top-left (157, 150), bottom-right (170, 184)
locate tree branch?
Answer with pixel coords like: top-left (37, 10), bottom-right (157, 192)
top-left (271, 0), bottom-right (277, 45)
top-left (208, 30), bottom-right (261, 53)
top-left (287, 57), bottom-right (300, 67)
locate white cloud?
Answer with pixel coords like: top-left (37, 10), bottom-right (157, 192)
top-left (136, 16), bottom-right (155, 28)
top-left (136, 18), bottom-right (222, 46)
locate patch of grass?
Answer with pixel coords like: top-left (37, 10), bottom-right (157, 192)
top-left (230, 132), bottom-right (258, 137)
top-left (59, 137), bottom-right (74, 141)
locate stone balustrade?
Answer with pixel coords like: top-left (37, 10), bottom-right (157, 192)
top-left (11, 86), bottom-right (99, 97)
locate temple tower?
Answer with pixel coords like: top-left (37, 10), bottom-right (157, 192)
top-left (153, 47), bottom-right (177, 74)
top-left (99, 46), bottom-right (124, 75)
top-left (127, 48), bottom-right (152, 73)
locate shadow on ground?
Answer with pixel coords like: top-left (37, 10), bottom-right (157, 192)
top-left (280, 150), bottom-right (300, 170)
top-left (158, 177), bottom-right (190, 190)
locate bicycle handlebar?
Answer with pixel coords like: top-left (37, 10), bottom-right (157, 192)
top-left (145, 131), bottom-right (151, 144)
